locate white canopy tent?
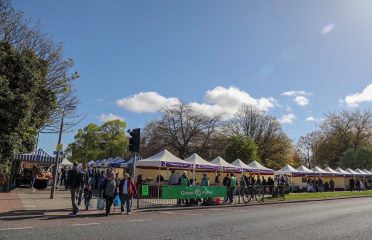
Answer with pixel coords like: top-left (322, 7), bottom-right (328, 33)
top-left (311, 166), bottom-right (331, 176)
top-left (136, 150), bottom-right (192, 169)
top-left (335, 167), bottom-right (351, 176)
top-left (324, 167), bottom-right (340, 176)
top-left (231, 159), bottom-right (256, 173)
top-left (60, 158), bottom-right (73, 166)
top-left (210, 156), bottom-right (241, 173)
top-left (355, 169), bottom-right (370, 176)
top-left (184, 153), bottom-right (220, 183)
top-left (275, 164), bottom-right (305, 176)
top-left (345, 168), bottom-right (360, 176)
top-left (87, 160), bottom-right (95, 167)
top-left (297, 166), bottom-right (316, 176)
top-left (247, 161), bottom-right (274, 175)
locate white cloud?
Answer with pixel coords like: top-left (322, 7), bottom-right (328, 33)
top-left (344, 84), bottom-right (372, 107)
top-left (294, 96), bottom-right (310, 106)
top-left (305, 116), bottom-right (316, 122)
top-left (192, 86), bottom-right (277, 119)
top-left (116, 92), bottom-right (180, 113)
top-left (98, 113), bottom-right (124, 122)
top-left (281, 90), bottom-right (312, 97)
top-left (116, 86), bottom-right (277, 120)
top-left (281, 90), bottom-right (311, 107)
top-left (321, 24), bottom-right (335, 35)
top-left (278, 113), bottom-right (296, 124)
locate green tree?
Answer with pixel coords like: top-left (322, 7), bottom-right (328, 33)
top-left (341, 147), bottom-right (372, 170)
top-left (100, 120), bottom-right (127, 157)
top-left (66, 120), bottom-right (128, 162)
top-left (225, 136), bottom-right (259, 163)
top-left (0, 42), bottom-right (55, 162)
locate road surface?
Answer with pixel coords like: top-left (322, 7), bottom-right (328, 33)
top-left (1, 197), bottom-right (372, 240)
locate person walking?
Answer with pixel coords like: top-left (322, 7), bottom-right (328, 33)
top-left (349, 178), bottom-right (355, 192)
top-left (83, 183), bottom-right (93, 211)
top-left (177, 171), bottom-right (190, 206)
top-left (119, 173), bottom-right (137, 215)
top-left (102, 172), bottom-right (117, 216)
top-left (66, 162), bottom-right (82, 217)
top-left (329, 178), bottom-right (335, 192)
top-left (222, 174), bottom-right (230, 203)
top-left (228, 173), bottom-right (237, 204)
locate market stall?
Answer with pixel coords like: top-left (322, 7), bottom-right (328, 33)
top-left (275, 164), bottom-right (305, 191)
top-left (184, 153), bottom-right (220, 185)
top-left (247, 161), bottom-right (274, 175)
top-left (324, 167), bottom-right (345, 190)
top-left (15, 148), bottom-right (61, 189)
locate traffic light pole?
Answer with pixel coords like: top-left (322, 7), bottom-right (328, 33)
top-left (133, 152), bottom-right (137, 181)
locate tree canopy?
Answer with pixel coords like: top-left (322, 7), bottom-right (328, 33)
top-left (225, 136), bottom-right (260, 163)
top-left (66, 120), bottom-right (128, 163)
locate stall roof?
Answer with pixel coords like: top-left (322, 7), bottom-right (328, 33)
top-left (184, 154), bottom-right (220, 170)
top-left (231, 159), bottom-right (256, 172)
top-left (16, 148), bottom-right (62, 163)
top-left (60, 158), bottom-right (73, 166)
top-left (110, 157), bottom-right (126, 168)
top-left (324, 167), bottom-right (340, 175)
top-left (275, 164), bottom-right (305, 175)
top-left (210, 156), bottom-right (240, 172)
top-left (136, 150), bottom-right (192, 169)
top-left (247, 161), bottom-right (274, 173)
top-left (345, 168), bottom-right (360, 175)
top-left (363, 169), bottom-right (372, 175)
top-left (335, 167), bottom-right (351, 175)
top-left (296, 165), bottom-right (313, 173)
top-left (312, 166), bottom-right (330, 175)
top-left (355, 168), bottom-right (370, 175)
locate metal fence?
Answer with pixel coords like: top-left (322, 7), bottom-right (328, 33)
top-left (136, 184), bottom-right (287, 209)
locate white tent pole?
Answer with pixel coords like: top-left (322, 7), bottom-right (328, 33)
top-left (157, 167), bottom-right (160, 199)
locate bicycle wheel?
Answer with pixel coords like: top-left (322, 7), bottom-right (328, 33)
top-left (254, 186), bottom-right (264, 202)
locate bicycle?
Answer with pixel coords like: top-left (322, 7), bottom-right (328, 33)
top-left (240, 184), bottom-right (264, 203)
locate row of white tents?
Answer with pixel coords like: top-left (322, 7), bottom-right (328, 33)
top-left (87, 149), bottom-right (372, 177)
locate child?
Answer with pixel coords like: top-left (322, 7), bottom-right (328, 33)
top-left (83, 184), bottom-right (93, 211)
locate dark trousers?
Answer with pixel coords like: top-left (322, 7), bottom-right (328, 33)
top-left (228, 187), bottom-right (235, 203)
top-left (105, 196), bottom-right (114, 215)
top-left (120, 194), bottom-right (132, 213)
top-left (77, 188), bottom-right (83, 205)
top-left (84, 197), bottom-right (91, 210)
top-left (70, 188), bottom-right (79, 214)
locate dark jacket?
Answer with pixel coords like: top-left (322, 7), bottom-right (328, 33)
top-left (223, 176), bottom-right (230, 187)
top-left (66, 169), bottom-right (82, 189)
top-left (119, 178), bottom-right (137, 198)
top-left (101, 178), bottom-right (117, 198)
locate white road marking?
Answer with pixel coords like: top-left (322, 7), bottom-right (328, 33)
top-left (184, 213), bottom-right (201, 216)
top-left (160, 211), bottom-right (174, 214)
top-left (129, 219), bottom-right (152, 222)
top-left (0, 214), bottom-right (43, 220)
top-left (0, 227), bottom-right (33, 231)
top-left (72, 223), bottom-right (100, 226)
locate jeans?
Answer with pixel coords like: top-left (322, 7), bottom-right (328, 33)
top-left (77, 188), bottom-right (83, 205)
top-left (70, 187), bottom-right (79, 214)
top-left (120, 194), bottom-right (132, 213)
top-left (105, 196), bottom-right (114, 215)
top-left (84, 197), bottom-right (91, 210)
top-left (31, 177), bottom-right (36, 188)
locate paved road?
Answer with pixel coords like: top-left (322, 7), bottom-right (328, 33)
top-left (1, 197), bottom-right (372, 240)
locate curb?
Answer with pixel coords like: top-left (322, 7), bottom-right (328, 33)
top-left (136, 195), bottom-right (372, 213)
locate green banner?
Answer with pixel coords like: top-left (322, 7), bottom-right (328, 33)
top-left (162, 186), bottom-right (227, 199)
top-left (141, 185), bottom-right (149, 197)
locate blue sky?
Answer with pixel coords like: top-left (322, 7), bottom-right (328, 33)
top-left (13, 0), bottom-right (372, 155)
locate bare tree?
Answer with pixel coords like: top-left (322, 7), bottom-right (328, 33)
top-left (226, 105), bottom-right (293, 168)
top-left (141, 103), bottom-right (221, 159)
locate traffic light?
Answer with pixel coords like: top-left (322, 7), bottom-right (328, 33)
top-left (128, 128), bottom-right (140, 152)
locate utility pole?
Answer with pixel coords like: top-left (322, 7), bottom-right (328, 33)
top-left (50, 116), bottom-right (64, 199)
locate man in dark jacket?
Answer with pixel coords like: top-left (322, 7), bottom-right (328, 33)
top-left (66, 162), bottom-right (82, 217)
top-left (119, 173), bottom-right (137, 215)
top-left (222, 174), bottom-right (230, 203)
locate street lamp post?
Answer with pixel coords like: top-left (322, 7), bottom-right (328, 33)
top-left (50, 116), bottom-right (64, 199)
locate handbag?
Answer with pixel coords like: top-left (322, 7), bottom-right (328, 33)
top-left (113, 195), bottom-right (121, 206)
top-left (97, 197), bottom-right (105, 210)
